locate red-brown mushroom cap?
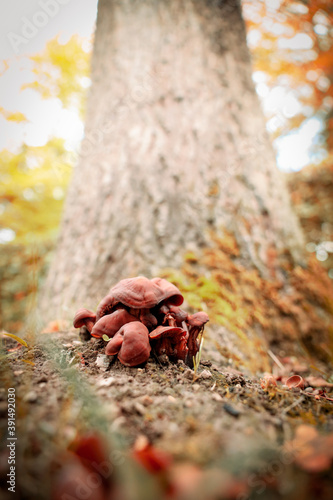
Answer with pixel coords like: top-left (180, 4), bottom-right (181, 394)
top-left (150, 278), bottom-right (184, 307)
top-left (91, 309), bottom-right (137, 338)
top-left (96, 276), bottom-right (183, 320)
top-left (186, 312), bottom-right (209, 328)
top-left (73, 309), bottom-right (96, 333)
top-left (105, 321), bottom-right (151, 367)
top-left (149, 325), bottom-right (186, 340)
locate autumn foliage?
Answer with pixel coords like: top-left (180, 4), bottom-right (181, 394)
top-left (243, 0), bottom-right (333, 151)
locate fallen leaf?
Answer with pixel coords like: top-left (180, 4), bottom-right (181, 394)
top-left (70, 432), bottom-right (110, 470)
top-left (132, 441), bottom-right (172, 474)
top-left (1, 332), bottom-right (28, 348)
top-left (306, 376), bottom-right (333, 388)
top-left (41, 320), bottom-right (69, 333)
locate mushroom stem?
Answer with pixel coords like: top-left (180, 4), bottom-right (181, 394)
top-left (185, 312), bottom-right (209, 367)
top-left (163, 313), bottom-right (177, 327)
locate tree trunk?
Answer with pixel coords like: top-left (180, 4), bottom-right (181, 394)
top-left (41, 0), bottom-right (305, 333)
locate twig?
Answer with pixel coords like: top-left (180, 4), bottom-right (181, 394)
top-left (267, 349), bottom-right (284, 370)
top-left (282, 396), bottom-right (304, 416)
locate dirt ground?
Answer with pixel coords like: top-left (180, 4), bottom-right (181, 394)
top-left (1, 328), bottom-right (333, 500)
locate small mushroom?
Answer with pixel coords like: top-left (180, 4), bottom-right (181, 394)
top-left (73, 309), bottom-right (96, 333)
top-left (105, 321), bottom-right (151, 367)
top-left (185, 312), bottom-right (209, 366)
top-left (91, 309), bottom-right (137, 338)
top-left (285, 375), bottom-right (305, 390)
top-left (187, 312), bottom-right (210, 327)
top-left (149, 325), bottom-right (187, 361)
top-left (161, 305), bottom-right (188, 328)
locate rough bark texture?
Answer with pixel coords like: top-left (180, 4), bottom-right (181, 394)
top-left (40, 0), bottom-right (304, 323)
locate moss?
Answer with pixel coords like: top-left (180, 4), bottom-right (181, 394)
top-left (184, 251), bottom-right (199, 264)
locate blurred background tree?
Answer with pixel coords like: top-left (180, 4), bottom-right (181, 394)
top-left (243, 0), bottom-right (333, 274)
top-left (0, 36), bottom-right (90, 332)
top-left (1, 0), bottom-right (332, 333)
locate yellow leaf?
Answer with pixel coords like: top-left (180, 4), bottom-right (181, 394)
top-left (6, 112), bottom-right (28, 123)
top-left (1, 332), bottom-right (28, 348)
top-left (0, 107), bottom-right (28, 122)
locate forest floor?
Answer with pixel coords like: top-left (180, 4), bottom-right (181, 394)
top-left (1, 328), bottom-right (333, 500)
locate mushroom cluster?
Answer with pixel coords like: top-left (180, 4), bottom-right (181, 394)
top-left (73, 276), bottom-right (209, 368)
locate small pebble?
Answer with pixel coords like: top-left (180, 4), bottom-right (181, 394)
top-left (183, 368), bottom-right (194, 380)
top-left (200, 370), bottom-right (212, 379)
top-left (192, 384), bottom-right (201, 392)
top-left (95, 354), bottom-right (109, 369)
top-left (96, 377), bottom-right (115, 388)
top-left (223, 402), bottom-right (241, 417)
top-left (212, 393), bottom-right (223, 402)
top-left (304, 387), bottom-right (313, 393)
top-left (23, 391), bottom-right (38, 403)
top-left (200, 360), bottom-right (212, 367)
top-left (141, 395), bottom-right (153, 406)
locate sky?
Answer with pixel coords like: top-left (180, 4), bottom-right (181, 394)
top-left (0, 0), bottom-right (98, 154)
top-left (0, 0), bottom-right (325, 172)
top-left (0, 0), bottom-right (98, 59)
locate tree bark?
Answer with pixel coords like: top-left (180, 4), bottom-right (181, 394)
top-left (40, 0), bottom-right (304, 325)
